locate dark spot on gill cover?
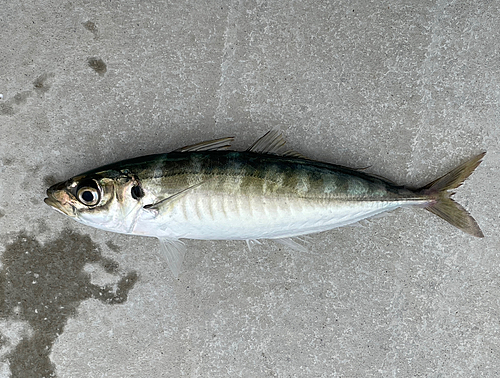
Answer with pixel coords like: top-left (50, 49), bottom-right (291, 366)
top-left (87, 57), bottom-right (107, 76)
top-left (0, 230), bottom-right (138, 377)
top-left (131, 185), bottom-right (144, 200)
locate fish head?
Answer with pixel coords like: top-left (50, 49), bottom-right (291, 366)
top-left (44, 170), bottom-right (144, 234)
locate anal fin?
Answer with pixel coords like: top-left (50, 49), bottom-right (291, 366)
top-left (274, 237), bottom-right (309, 253)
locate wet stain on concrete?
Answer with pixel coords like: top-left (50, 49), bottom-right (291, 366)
top-left (0, 230), bottom-right (138, 377)
top-left (13, 91), bottom-right (32, 105)
top-left (0, 102), bottom-right (15, 116)
top-left (83, 21), bottom-right (99, 39)
top-left (43, 175), bottom-right (59, 188)
top-left (33, 73), bottom-right (55, 94)
top-left (1, 158), bottom-right (14, 166)
top-left (0, 73), bottom-right (55, 116)
top-left (29, 197), bottom-right (40, 205)
top-left (105, 240), bottom-right (121, 253)
top-left (87, 57), bottom-right (107, 76)
top-left (36, 219), bottom-right (49, 234)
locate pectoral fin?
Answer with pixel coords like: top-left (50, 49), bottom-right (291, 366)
top-left (158, 238), bottom-right (186, 278)
top-left (144, 181), bottom-right (207, 213)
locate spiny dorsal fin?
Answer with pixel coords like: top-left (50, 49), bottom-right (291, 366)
top-left (174, 137), bottom-right (235, 152)
top-left (247, 129), bottom-right (309, 159)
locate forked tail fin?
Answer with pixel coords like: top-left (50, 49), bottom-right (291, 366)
top-left (419, 152), bottom-right (485, 237)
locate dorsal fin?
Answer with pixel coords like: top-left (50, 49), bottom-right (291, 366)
top-left (174, 137), bottom-right (234, 152)
top-left (247, 129), bottom-right (309, 159)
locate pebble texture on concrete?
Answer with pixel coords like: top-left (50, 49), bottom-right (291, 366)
top-left (1, 1), bottom-right (499, 377)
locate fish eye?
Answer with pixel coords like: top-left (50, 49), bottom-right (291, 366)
top-left (76, 180), bottom-right (101, 206)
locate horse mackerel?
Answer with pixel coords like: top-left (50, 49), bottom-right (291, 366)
top-left (45, 130), bottom-right (485, 277)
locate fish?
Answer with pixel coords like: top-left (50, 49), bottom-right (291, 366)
top-left (45, 130), bottom-right (485, 277)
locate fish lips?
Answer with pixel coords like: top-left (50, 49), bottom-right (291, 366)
top-left (44, 182), bottom-right (76, 217)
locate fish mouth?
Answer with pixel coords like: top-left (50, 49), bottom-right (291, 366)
top-left (44, 184), bottom-right (76, 217)
top-left (44, 196), bottom-right (74, 217)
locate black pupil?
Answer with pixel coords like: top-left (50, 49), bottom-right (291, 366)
top-left (81, 190), bottom-right (95, 202)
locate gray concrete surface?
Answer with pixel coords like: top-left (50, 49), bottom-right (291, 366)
top-left (1, 1), bottom-right (499, 377)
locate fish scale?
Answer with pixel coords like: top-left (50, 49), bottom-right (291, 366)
top-left (45, 130), bottom-right (485, 277)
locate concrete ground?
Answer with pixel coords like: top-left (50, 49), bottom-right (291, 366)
top-left (1, 1), bottom-right (499, 377)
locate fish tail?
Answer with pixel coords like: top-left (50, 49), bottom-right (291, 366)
top-left (419, 152), bottom-right (485, 237)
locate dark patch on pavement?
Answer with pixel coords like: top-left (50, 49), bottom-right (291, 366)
top-left (29, 197), bottom-right (40, 205)
top-left (0, 102), bottom-right (15, 116)
top-left (0, 230), bottom-right (139, 377)
top-left (83, 21), bottom-right (99, 39)
top-left (0, 73), bottom-right (54, 116)
top-left (33, 73), bottom-right (55, 94)
top-left (87, 57), bottom-right (107, 76)
top-left (43, 175), bottom-right (59, 188)
top-left (1, 157), bottom-right (14, 166)
top-left (36, 219), bottom-right (49, 234)
top-left (105, 240), bottom-right (121, 253)
top-left (13, 91), bottom-right (32, 105)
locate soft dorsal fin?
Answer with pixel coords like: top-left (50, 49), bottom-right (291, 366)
top-left (247, 129), bottom-right (287, 154)
top-left (247, 129), bottom-right (309, 159)
top-left (174, 137), bottom-right (235, 152)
